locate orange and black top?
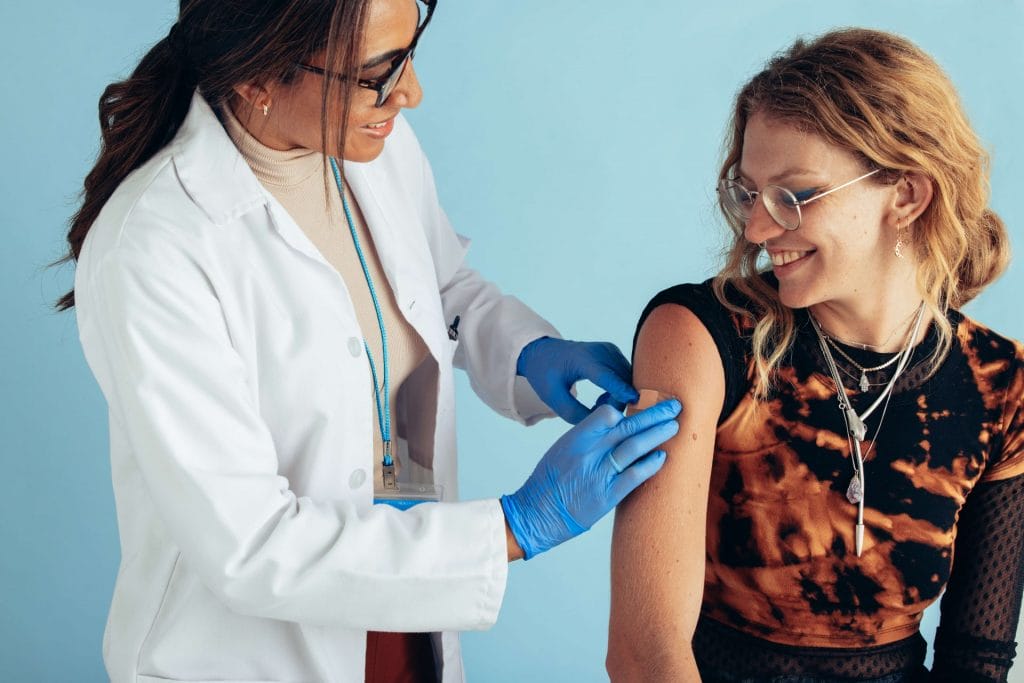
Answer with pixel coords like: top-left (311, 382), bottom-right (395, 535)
top-left (635, 277), bottom-right (1024, 682)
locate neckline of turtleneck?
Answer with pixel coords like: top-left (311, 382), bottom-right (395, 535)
top-left (221, 103), bottom-right (323, 188)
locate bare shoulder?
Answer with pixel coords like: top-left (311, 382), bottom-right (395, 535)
top-left (633, 303), bottom-right (726, 411)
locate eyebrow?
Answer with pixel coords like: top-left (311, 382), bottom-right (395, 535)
top-left (360, 4), bottom-right (423, 70)
top-left (361, 48), bottom-right (406, 70)
top-left (735, 167), bottom-right (823, 186)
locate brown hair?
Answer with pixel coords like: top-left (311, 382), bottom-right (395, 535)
top-left (712, 27), bottom-right (1009, 397)
top-left (56, 0), bottom-right (371, 310)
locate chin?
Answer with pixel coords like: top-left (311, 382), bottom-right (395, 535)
top-left (339, 134), bottom-right (387, 163)
top-left (776, 281), bottom-right (820, 311)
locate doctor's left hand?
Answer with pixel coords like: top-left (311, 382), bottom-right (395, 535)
top-left (516, 336), bottom-right (639, 424)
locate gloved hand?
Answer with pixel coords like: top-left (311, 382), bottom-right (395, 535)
top-left (516, 336), bottom-right (640, 424)
top-left (501, 399), bottom-right (681, 559)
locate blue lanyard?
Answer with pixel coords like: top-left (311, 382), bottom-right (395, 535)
top-left (329, 158), bottom-right (393, 468)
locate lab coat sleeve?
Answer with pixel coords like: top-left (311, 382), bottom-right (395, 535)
top-left (403, 120), bottom-right (559, 426)
top-left (77, 229), bottom-right (509, 632)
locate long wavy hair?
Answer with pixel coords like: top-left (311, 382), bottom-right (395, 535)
top-left (713, 27), bottom-right (1009, 398)
top-left (56, 0), bottom-right (371, 310)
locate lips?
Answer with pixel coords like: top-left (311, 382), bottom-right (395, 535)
top-left (769, 249), bottom-right (814, 267)
top-left (360, 115), bottom-right (396, 139)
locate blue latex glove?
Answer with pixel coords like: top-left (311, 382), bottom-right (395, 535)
top-left (500, 400), bottom-right (681, 559)
top-left (516, 337), bottom-right (640, 424)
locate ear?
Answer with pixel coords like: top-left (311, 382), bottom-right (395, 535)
top-left (889, 171), bottom-right (934, 228)
top-left (231, 82), bottom-right (272, 111)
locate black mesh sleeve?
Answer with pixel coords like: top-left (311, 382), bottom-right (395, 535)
top-left (931, 475), bottom-right (1024, 682)
top-left (632, 279), bottom-right (750, 424)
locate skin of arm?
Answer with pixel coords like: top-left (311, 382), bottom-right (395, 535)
top-left (506, 518), bottom-right (525, 561)
top-left (606, 304), bottom-right (725, 682)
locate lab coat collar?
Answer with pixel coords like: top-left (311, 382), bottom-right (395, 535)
top-left (170, 92), bottom-right (346, 269)
top-left (169, 92), bottom-right (403, 272)
top-left (172, 91), bottom-right (270, 228)
top-left (171, 92), bottom-right (444, 359)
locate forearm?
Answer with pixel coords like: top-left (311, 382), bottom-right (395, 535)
top-left (607, 640), bottom-right (700, 682)
top-left (608, 505), bottom-right (706, 683)
top-left (930, 475), bottom-right (1024, 681)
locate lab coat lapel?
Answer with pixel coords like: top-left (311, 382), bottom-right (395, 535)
top-left (174, 93), bottom-right (334, 270)
top-left (265, 201), bottom-right (332, 268)
top-left (345, 161), bottom-right (449, 364)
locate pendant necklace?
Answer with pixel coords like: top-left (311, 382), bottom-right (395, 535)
top-left (809, 303), bottom-right (926, 556)
top-left (823, 336), bottom-right (902, 392)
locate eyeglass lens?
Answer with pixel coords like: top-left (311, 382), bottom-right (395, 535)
top-left (719, 180), bottom-right (802, 231)
top-left (377, 53), bottom-right (412, 106)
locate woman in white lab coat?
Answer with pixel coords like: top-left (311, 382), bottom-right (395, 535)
top-left (59, 0), bottom-right (681, 682)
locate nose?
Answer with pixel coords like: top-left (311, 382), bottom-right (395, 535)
top-left (742, 196), bottom-right (786, 246)
top-left (388, 59), bottom-right (423, 109)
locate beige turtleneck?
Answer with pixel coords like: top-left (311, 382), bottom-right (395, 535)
top-left (222, 106), bottom-right (430, 488)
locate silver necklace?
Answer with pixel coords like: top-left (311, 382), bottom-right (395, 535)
top-left (824, 336), bottom-right (902, 392)
top-left (818, 305), bottom-right (922, 352)
top-left (809, 302), bottom-right (926, 557)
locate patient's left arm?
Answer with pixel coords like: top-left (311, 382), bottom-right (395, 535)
top-left (606, 304), bottom-right (725, 683)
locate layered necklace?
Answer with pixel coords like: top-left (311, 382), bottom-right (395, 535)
top-left (809, 303), bottom-right (926, 556)
top-left (824, 338), bottom-right (901, 392)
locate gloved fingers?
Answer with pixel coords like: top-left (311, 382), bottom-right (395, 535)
top-left (608, 450), bottom-right (668, 504)
top-left (589, 343), bottom-right (640, 405)
top-left (547, 390), bottom-right (593, 425)
top-left (606, 398), bottom-right (682, 444)
top-left (605, 419), bottom-right (679, 473)
top-left (578, 403), bottom-right (626, 432)
top-left (593, 392), bottom-right (623, 411)
top-left (588, 366), bottom-right (640, 407)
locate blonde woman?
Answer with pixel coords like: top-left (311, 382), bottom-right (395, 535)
top-left (608, 28), bottom-right (1023, 682)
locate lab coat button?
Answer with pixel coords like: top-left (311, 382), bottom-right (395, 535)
top-left (347, 337), bottom-right (362, 357)
top-left (348, 468), bottom-right (367, 489)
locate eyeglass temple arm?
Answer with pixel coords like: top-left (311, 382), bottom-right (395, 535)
top-left (796, 169), bottom-right (881, 207)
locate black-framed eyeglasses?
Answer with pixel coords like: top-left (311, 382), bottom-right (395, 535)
top-left (297, 0), bottom-right (436, 107)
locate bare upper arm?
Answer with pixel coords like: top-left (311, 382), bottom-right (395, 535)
top-left (607, 304), bottom-right (725, 680)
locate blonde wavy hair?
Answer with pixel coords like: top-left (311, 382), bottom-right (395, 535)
top-left (713, 27), bottom-right (1009, 398)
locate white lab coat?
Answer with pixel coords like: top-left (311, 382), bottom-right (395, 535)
top-left (75, 93), bottom-right (560, 683)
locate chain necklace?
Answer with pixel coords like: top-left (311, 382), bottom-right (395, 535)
top-left (817, 305), bottom-right (922, 351)
top-left (809, 302), bottom-right (926, 556)
top-left (824, 336), bottom-right (902, 392)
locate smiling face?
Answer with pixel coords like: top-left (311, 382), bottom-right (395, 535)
top-left (232, 0), bottom-right (423, 162)
top-left (737, 112), bottom-right (900, 312)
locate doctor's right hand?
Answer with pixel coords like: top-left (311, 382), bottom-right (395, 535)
top-left (500, 400), bottom-right (681, 560)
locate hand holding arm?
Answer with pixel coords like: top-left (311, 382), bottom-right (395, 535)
top-left (501, 399), bottom-right (682, 560)
top-left (517, 336), bottom-right (640, 424)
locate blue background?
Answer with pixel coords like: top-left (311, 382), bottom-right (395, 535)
top-left (3, 1), bottom-right (1022, 681)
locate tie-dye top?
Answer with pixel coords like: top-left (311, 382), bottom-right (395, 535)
top-left (635, 277), bottom-right (1024, 656)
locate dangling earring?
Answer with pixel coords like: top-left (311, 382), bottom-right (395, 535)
top-left (262, 102), bottom-right (270, 117)
top-left (894, 218), bottom-right (906, 259)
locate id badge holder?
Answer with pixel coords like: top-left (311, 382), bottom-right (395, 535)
top-left (373, 483), bottom-right (444, 510)
top-left (374, 464), bottom-right (443, 510)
